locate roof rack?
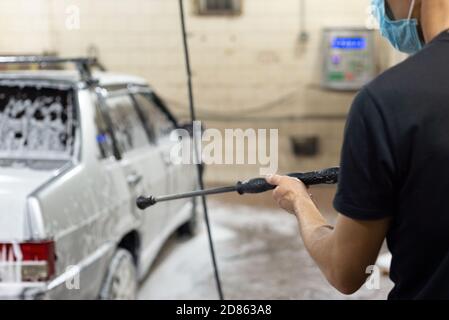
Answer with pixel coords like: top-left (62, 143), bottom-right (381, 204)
top-left (0, 56), bottom-right (106, 83)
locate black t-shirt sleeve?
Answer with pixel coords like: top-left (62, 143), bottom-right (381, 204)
top-left (333, 88), bottom-right (397, 220)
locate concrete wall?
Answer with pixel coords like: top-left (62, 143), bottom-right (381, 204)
top-left (0, 0), bottom-right (53, 54)
top-left (0, 0), bottom-right (397, 183)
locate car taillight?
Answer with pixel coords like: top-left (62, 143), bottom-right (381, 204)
top-left (0, 240), bottom-right (56, 282)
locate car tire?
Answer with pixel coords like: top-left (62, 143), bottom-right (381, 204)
top-left (177, 197), bottom-right (198, 238)
top-left (99, 249), bottom-right (138, 300)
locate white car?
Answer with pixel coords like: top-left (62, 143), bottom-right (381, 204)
top-left (0, 57), bottom-right (197, 299)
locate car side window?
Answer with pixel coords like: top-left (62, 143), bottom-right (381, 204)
top-left (93, 97), bottom-right (115, 159)
top-left (105, 94), bottom-right (149, 154)
top-left (133, 93), bottom-right (175, 141)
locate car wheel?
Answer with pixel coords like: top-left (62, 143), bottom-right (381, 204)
top-left (99, 249), bottom-right (137, 300)
top-left (177, 197), bottom-right (198, 238)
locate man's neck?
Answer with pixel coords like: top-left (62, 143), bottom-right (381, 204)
top-left (421, 0), bottom-right (449, 43)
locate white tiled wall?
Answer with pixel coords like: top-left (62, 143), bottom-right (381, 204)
top-left (0, 0), bottom-right (53, 53)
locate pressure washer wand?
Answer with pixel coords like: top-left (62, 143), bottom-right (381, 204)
top-left (136, 167), bottom-right (339, 210)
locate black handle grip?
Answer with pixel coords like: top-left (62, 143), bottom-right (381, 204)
top-left (289, 167), bottom-right (339, 186)
top-left (236, 167), bottom-right (339, 195)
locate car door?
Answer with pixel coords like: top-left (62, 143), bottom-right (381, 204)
top-left (103, 92), bottom-right (169, 256)
top-left (131, 92), bottom-right (194, 219)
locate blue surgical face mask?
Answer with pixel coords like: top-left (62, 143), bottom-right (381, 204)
top-left (372, 0), bottom-right (424, 54)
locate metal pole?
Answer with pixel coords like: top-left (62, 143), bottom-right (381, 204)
top-left (178, 0), bottom-right (224, 300)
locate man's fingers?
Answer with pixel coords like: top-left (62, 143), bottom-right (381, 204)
top-left (272, 186), bottom-right (280, 198)
top-left (266, 174), bottom-right (303, 186)
top-left (266, 174), bottom-right (282, 185)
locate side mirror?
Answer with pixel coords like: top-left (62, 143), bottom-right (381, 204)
top-left (178, 121), bottom-right (205, 137)
top-left (179, 122), bottom-right (193, 136)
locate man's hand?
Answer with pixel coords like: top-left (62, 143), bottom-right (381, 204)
top-left (266, 174), bottom-right (312, 215)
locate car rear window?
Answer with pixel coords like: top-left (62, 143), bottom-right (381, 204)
top-left (0, 82), bottom-right (77, 166)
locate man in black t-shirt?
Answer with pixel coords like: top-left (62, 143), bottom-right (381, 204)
top-left (267, 0), bottom-right (449, 299)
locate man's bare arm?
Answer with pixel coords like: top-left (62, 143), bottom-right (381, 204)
top-left (267, 175), bottom-right (391, 294)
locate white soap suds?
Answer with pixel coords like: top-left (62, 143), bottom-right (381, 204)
top-left (0, 85), bottom-right (75, 161)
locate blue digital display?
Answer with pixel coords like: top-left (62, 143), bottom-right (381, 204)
top-left (331, 37), bottom-right (366, 50)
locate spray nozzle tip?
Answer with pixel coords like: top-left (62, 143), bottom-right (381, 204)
top-left (136, 196), bottom-right (156, 210)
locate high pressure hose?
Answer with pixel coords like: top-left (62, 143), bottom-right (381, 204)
top-left (178, 0), bottom-right (224, 300)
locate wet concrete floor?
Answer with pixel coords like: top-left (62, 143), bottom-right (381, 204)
top-left (138, 186), bottom-right (393, 300)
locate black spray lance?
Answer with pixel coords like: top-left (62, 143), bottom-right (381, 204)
top-left (137, 167), bottom-right (339, 210)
